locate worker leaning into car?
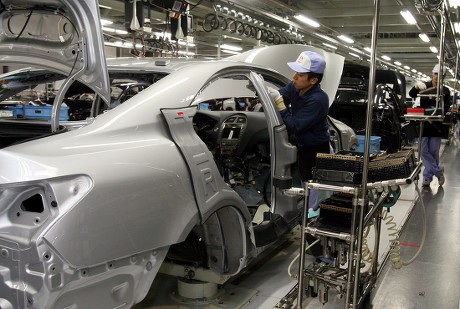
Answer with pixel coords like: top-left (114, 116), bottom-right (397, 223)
top-left (268, 51), bottom-right (330, 181)
top-left (408, 63), bottom-right (450, 187)
top-left (268, 51), bottom-right (330, 259)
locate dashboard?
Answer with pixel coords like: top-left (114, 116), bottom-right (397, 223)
top-left (218, 114), bottom-right (247, 155)
top-left (193, 110), bottom-right (269, 157)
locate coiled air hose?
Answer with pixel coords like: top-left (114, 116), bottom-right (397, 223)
top-left (362, 184), bottom-right (426, 269)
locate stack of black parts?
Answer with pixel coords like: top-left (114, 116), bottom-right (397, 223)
top-left (313, 149), bottom-right (416, 185)
top-left (318, 192), bottom-right (355, 228)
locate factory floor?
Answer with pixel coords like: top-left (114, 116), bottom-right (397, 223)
top-left (135, 136), bottom-right (460, 309)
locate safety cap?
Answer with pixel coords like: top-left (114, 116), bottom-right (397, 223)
top-left (287, 51), bottom-right (326, 74)
top-left (432, 64), bottom-right (446, 75)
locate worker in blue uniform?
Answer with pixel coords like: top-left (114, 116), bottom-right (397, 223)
top-left (268, 51), bottom-right (330, 182)
top-left (268, 51), bottom-right (330, 258)
top-left (408, 64), bottom-right (450, 187)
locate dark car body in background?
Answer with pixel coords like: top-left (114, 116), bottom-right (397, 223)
top-left (329, 63), bottom-right (418, 152)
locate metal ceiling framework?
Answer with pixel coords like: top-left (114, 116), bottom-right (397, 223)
top-left (99, 0), bottom-right (460, 88)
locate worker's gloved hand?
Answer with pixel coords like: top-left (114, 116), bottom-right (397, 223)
top-left (415, 81), bottom-right (427, 91)
top-left (267, 87), bottom-right (286, 111)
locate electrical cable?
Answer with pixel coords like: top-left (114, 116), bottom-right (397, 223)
top-left (287, 238), bottom-right (320, 279)
top-left (188, 0), bottom-right (205, 12)
top-left (15, 9), bottom-right (33, 41)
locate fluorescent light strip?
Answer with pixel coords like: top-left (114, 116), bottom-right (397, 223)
top-left (99, 4), bottom-right (112, 9)
top-left (102, 26), bottom-right (115, 33)
top-left (338, 35), bottom-right (354, 44)
top-left (455, 22), bottom-right (460, 34)
top-left (221, 49), bottom-right (241, 55)
top-left (381, 55), bottom-right (391, 61)
top-left (314, 33), bottom-right (338, 44)
top-left (450, 0), bottom-right (460, 7)
top-left (419, 33), bottom-right (430, 42)
top-left (223, 35), bottom-right (242, 41)
top-left (348, 47), bottom-right (362, 54)
top-left (430, 46), bottom-right (438, 53)
top-left (400, 10), bottom-right (417, 25)
top-left (178, 40), bottom-right (196, 47)
top-left (348, 52), bottom-right (361, 59)
top-left (100, 19), bottom-right (113, 25)
top-left (322, 43), bottom-right (337, 50)
top-left (394, 61), bottom-right (402, 66)
top-left (294, 14), bottom-right (320, 28)
top-left (220, 44), bottom-right (242, 51)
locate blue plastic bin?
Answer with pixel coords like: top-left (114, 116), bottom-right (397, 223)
top-left (8, 105), bottom-right (69, 121)
top-left (356, 135), bottom-right (381, 154)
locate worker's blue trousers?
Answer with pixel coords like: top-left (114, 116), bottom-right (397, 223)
top-left (421, 137), bottom-right (442, 180)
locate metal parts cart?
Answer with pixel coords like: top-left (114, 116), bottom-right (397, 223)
top-left (275, 154), bottom-right (421, 309)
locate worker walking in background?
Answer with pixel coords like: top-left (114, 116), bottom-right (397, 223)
top-left (409, 63), bottom-right (450, 187)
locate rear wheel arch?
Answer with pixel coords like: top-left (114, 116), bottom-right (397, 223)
top-left (168, 204), bottom-right (255, 276)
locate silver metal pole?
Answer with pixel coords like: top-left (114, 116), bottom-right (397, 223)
top-left (352, 0), bottom-right (381, 307)
top-left (296, 181), bottom-right (310, 308)
top-left (436, 3), bottom-right (447, 113)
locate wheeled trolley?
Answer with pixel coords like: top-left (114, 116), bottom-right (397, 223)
top-left (275, 150), bottom-right (422, 309)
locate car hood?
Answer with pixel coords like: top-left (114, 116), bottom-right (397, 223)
top-left (0, 0), bottom-right (110, 103)
top-left (227, 44), bottom-right (345, 106)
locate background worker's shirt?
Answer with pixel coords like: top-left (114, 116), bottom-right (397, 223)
top-left (409, 81), bottom-right (450, 137)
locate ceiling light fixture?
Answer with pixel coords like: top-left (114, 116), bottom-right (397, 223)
top-left (381, 55), bottom-right (391, 61)
top-left (418, 33), bottom-right (430, 42)
top-left (394, 61), bottom-right (402, 66)
top-left (348, 52), bottom-right (361, 59)
top-left (178, 40), bottom-right (196, 47)
top-left (338, 35), bottom-right (354, 44)
top-left (220, 44), bottom-right (242, 51)
top-left (348, 47), bottom-right (362, 54)
top-left (314, 33), bottom-right (338, 44)
top-left (223, 35), bottom-right (242, 41)
top-left (100, 19), bottom-right (113, 25)
top-left (455, 22), bottom-right (460, 33)
top-left (400, 10), bottom-right (417, 25)
top-left (403, 65), bottom-right (410, 70)
top-left (102, 26), bottom-right (115, 32)
top-left (430, 46), bottom-right (438, 53)
top-left (322, 43), bottom-right (337, 49)
top-left (364, 47), bottom-right (372, 53)
top-left (294, 14), bottom-right (320, 28)
top-left (99, 4), bottom-right (112, 9)
top-left (221, 49), bottom-right (241, 55)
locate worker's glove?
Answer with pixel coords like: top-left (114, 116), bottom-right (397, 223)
top-left (415, 81), bottom-right (427, 91)
top-left (267, 87), bottom-right (286, 111)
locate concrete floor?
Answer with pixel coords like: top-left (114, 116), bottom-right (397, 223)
top-left (135, 137), bottom-right (460, 309)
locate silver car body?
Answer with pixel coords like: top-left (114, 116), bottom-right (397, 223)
top-left (0, 1), bottom-right (354, 308)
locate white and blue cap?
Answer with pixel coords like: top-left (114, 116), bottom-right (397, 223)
top-left (432, 64), bottom-right (446, 75)
top-left (287, 51), bottom-right (326, 74)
